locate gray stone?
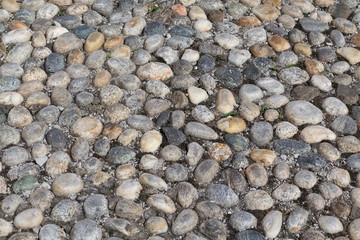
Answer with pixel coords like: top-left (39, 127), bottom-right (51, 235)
top-left (206, 184), bottom-right (239, 207)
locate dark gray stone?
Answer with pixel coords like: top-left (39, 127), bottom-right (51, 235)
top-left (168, 25), bottom-right (195, 37)
top-left (250, 121), bottom-right (273, 147)
top-left (72, 25), bottom-right (96, 38)
top-left (299, 18), bottom-right (329, 32)
top-left (45, 53), bottom-right (65, 74)
top-left (162, 127), bottom-right (186, 145)
top-left (92, 0), bottom-right (114, 16)
top-left (273, 139), bottom-right (311, 154)
top-left (56, 15), bottom-right (81, 30)
top-left (225, 134), bottom-right (248, 152)
top-left (198, 54), bottom-right (216, 73)
top-left (297, 153), bottom-right (326, 171)
top-left (331, 115), bottom-right (357, 134)
top-left (106, 146), bottom-right (136, 164)
top-left (235, 230), bottom-right (266, 240)
top-left (46, 128), bottom-right (66, 150)
top-left (215, 67), bottom-right (243, 88)
top-left (206, 184), bottom-right (239, 207)
top-left (144, 21), bottom-right (165, 35)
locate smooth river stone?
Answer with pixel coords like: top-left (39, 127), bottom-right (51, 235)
top-left (140, 130), bottom-right (162, 152)
top-left (14, 208), bottom-right (44, 229)
top-left (71, 117), bottom-right (103, 142)
top-left (146, 194), bottom-right (176, 214)
top-left (52, 173), bottom-right (84, 196)
top-left (285, 100), bottom-right (323, 125)
top-left (300, 125), bottom-right (336, 143)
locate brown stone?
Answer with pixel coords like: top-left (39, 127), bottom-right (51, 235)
top-left (1, 0), bottom-right (19, 12)
top-left (336, 47), bottom-right (360, 65)
top-left (208, 10), bottom-right (225, 22)
top-left (250, 149), bottom-right (276, 167)
top-left (331, 201), bottom-right (351, 218)
top-left (0, 44), bottom-right (6, 58)
top-left (336, 84), bottom-right (359, 105)
top-left (250, 43), bottom-right (275, 57)
top-left (262, 0), bottom-right (281, 6)
top-left (304, 59), bottom-right (325, 75)
top-left (252, 4), bottom-right (280, 21)
top-left (237, 16), bottom-right (261, 27)
top-left (102, 123), bottom-right (123, 140)
top-left (104, 36), bottom-right (124, 51)
top-left (268, 35), bottom-right (290, 52)
top-left (84, 32), bottom-right (105, 53)
top-left (351, 33), bottom-right (360, 47)
top-left (17, 81), bottom-right (44, 97)
top-left (53, 32), bottom-right (83, 54)
top-left (207, 142), bottom-right (232, 162)
top-left (171, 4), bottom-right (187, 16)
top-left (67, 49), bottom-right (85, 65)
top-left (71, 117), bottom-right (103, 142)
top-left (8, 21), bottom-right (28, 30)
top-left (93, 69), bottom-right (111, 88)
top-left (293, 43), bottom-right (312, 56)
top-left (281, 5), bottom-right (304, 18)
top-left (292, 86), bottom-right (321, 101)
top-left (314, 0), bottom-right (334, 7)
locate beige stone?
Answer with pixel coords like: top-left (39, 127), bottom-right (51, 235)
top-left (216, 117), bottom-right (246, 133)
top-left (336, 47), bottom-right (360, 65)
top-left (250, 149), bottom-right (276, 166)
top-left (84, 32), bottom-right (105, 53)
top-left (140, 130), bottom-right (162, 152)
top-left (71, 117), bottom-right (103, 141)
top-left (14, 209), bottom-right (43, 229)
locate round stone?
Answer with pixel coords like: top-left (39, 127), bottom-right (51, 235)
top-left (294, 170), bottom-right (317, 189)
top-left (318, 216), bottom-right (343, 234)
top-left (285, 101), bottom-right (323, 125)
top-left (52, 173), bottom-right (84, 196)
top-left (70, 220), bottom-right (102, 240)
top-left (244, 190), bottom-right (274, 210)
top-left (272, 184), bottom-right (301, 201)
top-left (71, 117), bottom-right (103, 142)
top-left (14, 208), bottom-right (43, 229)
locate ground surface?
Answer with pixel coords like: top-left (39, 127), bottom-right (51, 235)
top-left (0, 0), bottom-right (360, 239)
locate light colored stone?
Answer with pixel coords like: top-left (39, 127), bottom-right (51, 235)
top-left (336, 47), bottom-right (360, 65)
top-left (300, 125), bottom-right (336, 144)
top-left (181, 49), bottom-right (200, 62)
top-left (72, 117), bottom-right (103, 142)
top-left (116, 179), bottom-right (143, 200)
top-left (262, 210), bottom-right (282, 239)
top-left (216, 117), bottom-right (246, 133)
top-left (285, 100), bottom-right (323, 125)
top-left (318, 216), bottom-right (343, 234)
top-left (0, 218), bottom-right (13, 237)
top-left (0, 92), bottom-right (24, 106)
top-left (188, 86), bottom-right (208, 104)
top-left (216, 89), bottom-right (236, 113)
top-left (147, 194), bottom-right (176, 214)
top-left (2, 29), bottom-right (32, 45)
top-left (189, 6), bottom-right (207, 20)
top-left (250, 149), bottom-right (276, 167)
top-left (52, 173), bottom-right (84, 196)
top-left (252, 4), bottom-right (280, 21)
top-left (140, 130), bottom-right (162, 152)
top-left (215, 33), bottom-right (240, 50)
top-left (14, 208), bottom-right (43, 229)
top-left (123, 17), bottom-right (146, 36)
top-left (136, 62), bottom-right (174, 81)
top-left (193, 19), bottom-right (213, 32)
top-left (311, 74), bottom-right (332, 92)
top-left (322, 97), bottom-right (348, 116)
